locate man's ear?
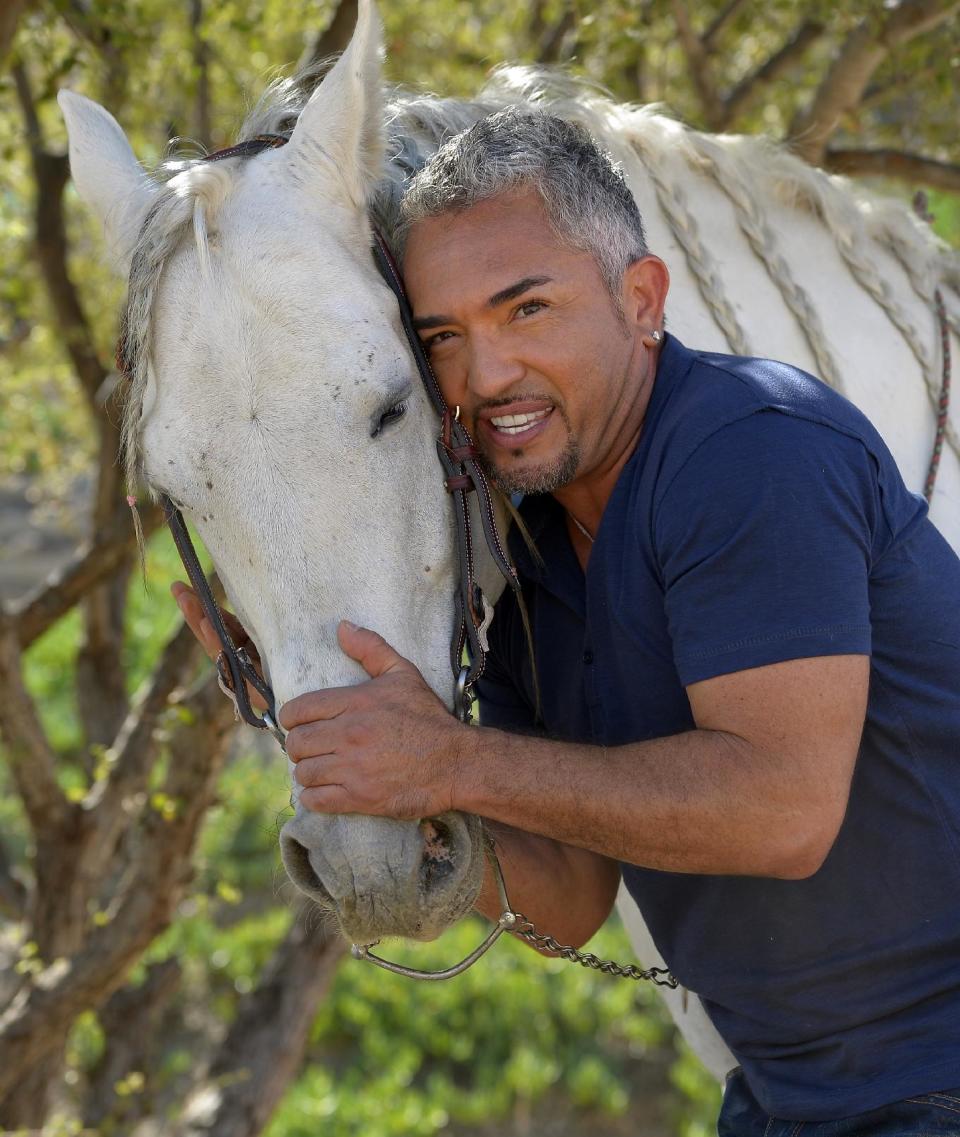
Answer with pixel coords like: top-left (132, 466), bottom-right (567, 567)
top-left (58, 89), bottom-right (156, 276)
top-left (622, 254), bottom-right (670, 331)
top-left (284, 0), bottom-right (384, 213)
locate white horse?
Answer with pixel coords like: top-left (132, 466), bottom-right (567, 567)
top-left (59, 0), bottom-right (960, 1081)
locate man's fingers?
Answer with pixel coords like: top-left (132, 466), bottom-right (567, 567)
top-left (172, 584), bottom-right (216, 653)
top-left (285, 725), bottom-right (341, 764)
top-left (172, 581), bottom-right (258, 660)
top-left (171, 582), bottom-right (269, 712)
top-left (280, 689), bottom-right (351, 733)
top-left (291, 755), bottom-right (350, 812)
top-left (299, 785), bottom-right (349, 814)
top-left (337, 620), bottom-right (415, 680)
top-left (291, 753), bottom-right (340, 785)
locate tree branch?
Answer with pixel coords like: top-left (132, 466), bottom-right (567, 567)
top-left (297, 0), bottom-right (357, 71)
top-left (83, 958), bottom-right (182, 1131)
top-left (14, 56), bottom-right (136, 751)
top-left (528, 0), bottom-right (548, 46)
top-left (10, 504), bottom-right (161, 651)
top-left (45, 0), bottom-right (127, 106)
top-left (0, 677), bottom-right (237, 1102)
top-left (0, 617), bottom-right (74, 835)
top-left (0, 836), bottom-right (28, 920)
top-left (671, 0), bottom-right (721, 129)
top-left (0, 0), bottom-right (30, 65)
top-left (11, 61), bottom-right (108, 414)
top-left (790, 0), bottom-right (960, 166)
top-left (720, 19), bottom-right (825, 127)
top-left (174, 908), bottom-right (346, 1137)
top-left (702, 0), bottom-right (750, 52)
top-left (83, 619), bottom-right (205, 880)
top-left (190, 0), bottom-right (212, 149)
top-left (534, 4), bottom-right (576, 65)
top-left (824, 147), bottom-right (960, 192)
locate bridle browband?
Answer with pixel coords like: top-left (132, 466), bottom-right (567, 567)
top-left (120, 134), bottom-right (677, 989)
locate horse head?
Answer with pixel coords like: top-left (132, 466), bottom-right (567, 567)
top-left (59, 0), bottom-right (500, 946)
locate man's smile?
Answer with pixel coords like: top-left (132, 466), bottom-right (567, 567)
top-left (477, 401), bottom-right (555, 450)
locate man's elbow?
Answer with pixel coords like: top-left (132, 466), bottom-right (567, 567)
top-left (768, 812), bottom-right (845, 880)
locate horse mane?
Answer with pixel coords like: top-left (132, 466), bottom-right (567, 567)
top-left (119, 62), bottom-right (960, 491)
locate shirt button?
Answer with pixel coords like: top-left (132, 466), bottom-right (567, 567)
top-left (582, 650), bottom-right (594, 665)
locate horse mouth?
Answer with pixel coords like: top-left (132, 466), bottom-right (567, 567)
top-left (278, 811), bottom-right (484, 943)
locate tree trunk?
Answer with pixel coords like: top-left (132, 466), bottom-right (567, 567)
top-left (172, 907), bottom-right (347, 1137)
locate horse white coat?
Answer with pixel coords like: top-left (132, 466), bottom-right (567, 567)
top-left (59, 0), bottom-right (960, 1081)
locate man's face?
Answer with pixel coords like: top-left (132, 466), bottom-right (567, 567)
top-left (403, 189), bottom-right (649, 496)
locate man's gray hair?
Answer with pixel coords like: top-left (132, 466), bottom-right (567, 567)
top-left (397, 107), bottom-right (648, 298)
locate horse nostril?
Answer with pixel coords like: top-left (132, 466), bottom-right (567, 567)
top-left (279, 832), bottom-right (334, 908)
top-left (419, 818), bottom-right (455, 891)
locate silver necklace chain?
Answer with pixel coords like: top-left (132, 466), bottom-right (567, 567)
top-left (567, 511), bottom-right (595, 544)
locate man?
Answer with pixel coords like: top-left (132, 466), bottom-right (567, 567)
top-left (177, 109), bottom-right (960, 1133)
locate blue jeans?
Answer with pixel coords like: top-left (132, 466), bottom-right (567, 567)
top-left (719, 1070), bottom-right (960, 1136)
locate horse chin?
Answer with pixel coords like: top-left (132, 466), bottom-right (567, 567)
top-left (278, 809), bottom-right (486, 944)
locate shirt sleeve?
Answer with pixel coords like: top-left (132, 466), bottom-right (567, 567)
top-left (653, 410), bottom-right (877, 687)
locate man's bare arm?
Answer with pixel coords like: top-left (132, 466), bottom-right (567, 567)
top-left (280, 627), bottom-right (868, 880)
top-left (456, 654), bottom-right (870, 879)
top-left (474, 824), bottom-right (622, 951)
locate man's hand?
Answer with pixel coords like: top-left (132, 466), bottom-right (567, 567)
top-left (170, 581), bottom-right (268, 712)
top-left (279, 622), bottom-right (464, 821)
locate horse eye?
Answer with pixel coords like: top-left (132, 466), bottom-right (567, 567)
top-left (371, 400), bottom-right (407, 438)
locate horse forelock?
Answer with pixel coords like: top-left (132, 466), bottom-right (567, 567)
top-left (120, 161), bottom-right (235, 493)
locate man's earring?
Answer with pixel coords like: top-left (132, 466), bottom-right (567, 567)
top-left (642, 328), bottom-right (662, 348)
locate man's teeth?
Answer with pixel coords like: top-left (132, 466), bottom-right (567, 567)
top-left (490, 409), bottom-right (550, 435)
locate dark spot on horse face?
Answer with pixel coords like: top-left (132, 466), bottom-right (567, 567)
top-left (424, 565), bottom-right (431, 573)
top-left (206, 480), bottom-right (213, 490)
top-left (366, 351), bottom-right (374, 365)
top-left (419, 819), bottom-right (455, 892)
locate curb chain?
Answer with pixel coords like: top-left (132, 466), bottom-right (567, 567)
top-left (511, 913), bottom-right (679, 987)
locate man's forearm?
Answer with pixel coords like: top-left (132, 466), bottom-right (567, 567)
top-left (474, 822), bottom-right (621, 949)
top-left (455, 725), bottom-right (836, 879)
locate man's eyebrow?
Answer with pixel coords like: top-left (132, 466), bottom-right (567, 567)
top-left (486, 275), bottom-right (553, 310)
top-left (411, 275), bottom-right (554, 332)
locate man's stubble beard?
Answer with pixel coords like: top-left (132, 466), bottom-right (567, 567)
top-left (477, 435), bottom-right (582, 496)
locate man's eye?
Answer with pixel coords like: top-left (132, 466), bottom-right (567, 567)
top-left (423, 330), bottom-right (456, 352)
top-left (516, 300), bottom-right (545, 318)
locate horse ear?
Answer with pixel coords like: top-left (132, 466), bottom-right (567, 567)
top-left (58, 89), bottom-right (156, 275)
top-left (287, 0), bottom-right (384, 211)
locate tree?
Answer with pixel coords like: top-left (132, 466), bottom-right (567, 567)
top-left (0, 1), bottom-right (957, 1133)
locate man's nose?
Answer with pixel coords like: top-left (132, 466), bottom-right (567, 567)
top-left (464, 333), bottom-right (525, 402)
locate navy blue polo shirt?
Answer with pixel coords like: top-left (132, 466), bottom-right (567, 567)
top-left (477, 334), bottom-right (960, 1120)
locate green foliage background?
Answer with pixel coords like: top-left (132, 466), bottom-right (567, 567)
top-left (2, 1), bottom-right (959, 1132)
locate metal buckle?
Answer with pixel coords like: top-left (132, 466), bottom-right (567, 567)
top-left (453, 664), bottom-right (473, 724)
